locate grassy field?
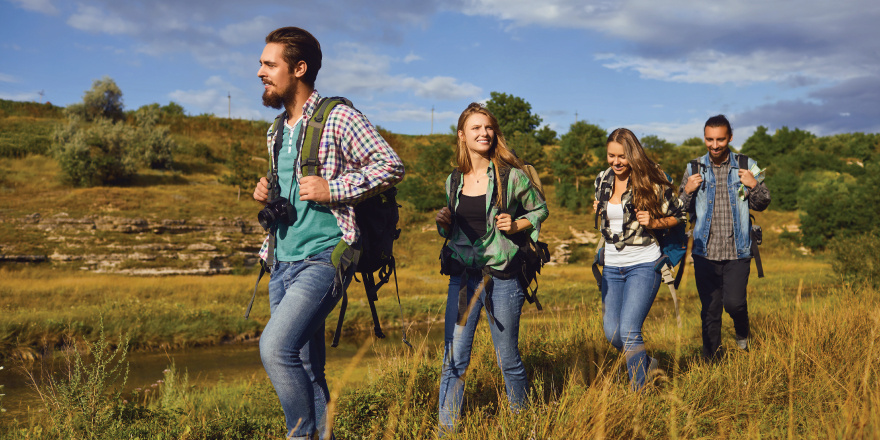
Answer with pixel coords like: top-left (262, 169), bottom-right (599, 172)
top-left (2, 99), bottom-right (876, 438)
top-left (2, 253), bottom-right (876, 439)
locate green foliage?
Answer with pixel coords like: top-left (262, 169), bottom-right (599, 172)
top-left (397, 138), bottom-right (455, 211)
top-left (161, 101), bottom-right (186, 117)
top-left (507, 130), bottom-right (546, 172)
top-left (220, 141), bottom-right (262, 192)
top-left (132, 105), bottom-right (176, 169)
top-left (830, 232), bottom-right (880, 289)
top-left (33, 325), bottom-right (130, 439)
top-left (0, 118), bottom-right (56, 158)
top-left (681, 136), bottom-right (704, 146)
top-left (799, 162), bottom-right (880, 249)
top-left (484, 92), bottom-right (542, 140)
top-left (534, 125), bottom-right (558, 146)
top-left (51, 118), bottom-right (141, 186)
top-left (51, 78), bottom-right (177, 186)
top-left (552, 121), bottom-right (606, 212)
top-left (640, 134), bottom-right (675, 150)
top-left (66, 76), bottom-right (125, 122)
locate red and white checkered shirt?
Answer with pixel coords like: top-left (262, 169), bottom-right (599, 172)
top-left (259, 91), bottom-right (404, 261)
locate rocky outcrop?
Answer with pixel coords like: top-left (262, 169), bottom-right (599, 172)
top-left (2, 213), bottom-right (265, 275)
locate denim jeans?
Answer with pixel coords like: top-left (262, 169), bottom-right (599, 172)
top-left (601, 261), bottom-right (661, 390)
top-left (438, 272), bottom-right (528, 432)
top-left (260, 247), bottom-right (347, 439)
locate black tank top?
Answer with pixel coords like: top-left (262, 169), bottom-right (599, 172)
top-left (456, 194), bottom-right (487, 243)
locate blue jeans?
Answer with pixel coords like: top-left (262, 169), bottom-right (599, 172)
top-left (438, 272), bottom-right (528, 432)
top-left (260, 247), bottom-right (347, 439)
top-left (601, 261), bottom-right (661, 390)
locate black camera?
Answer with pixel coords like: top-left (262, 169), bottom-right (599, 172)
top-left (258, 198), bottom-right (297, 230)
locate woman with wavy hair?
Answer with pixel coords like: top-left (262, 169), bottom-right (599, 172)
top-left (435, 102), bottom-right (549, 433)
top-left (593, 127), bottom-right (686, 391)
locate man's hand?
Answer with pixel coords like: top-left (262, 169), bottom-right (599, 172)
top-left (738, 169), bottom-right (757, 189)
top-left (685, 173), bottom-right (703, 195)
top-left (436, 207), bottom-right (452, 231)
top-left (253, 177), bottom-right (270, 205)
top-left (299, 176), bottom-right (331, 203)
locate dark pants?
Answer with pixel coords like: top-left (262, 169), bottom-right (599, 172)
top-left (693, 255), bottom-right (751, 361)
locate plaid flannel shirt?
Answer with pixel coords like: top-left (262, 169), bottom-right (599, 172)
top-left (259, 90), bottom-right (405, 261)
top-left (438, 164), bottom-right (549, 272)
top-left (594, 167), bottom-right (686, 250)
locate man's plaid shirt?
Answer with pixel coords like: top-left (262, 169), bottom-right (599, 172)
top-left (259, 90), bottom-right (405, 261)
top-left (594, 167), bottom-right (686, 251)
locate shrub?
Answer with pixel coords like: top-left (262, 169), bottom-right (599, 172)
top-left (30, 326), bottom-right (130, 439)
top-left (830, 232), bottom-right (880, 289)
top-left (51, 118), bottom-right (140, 186)
top-left (397, 139), bottom-right (454, 211)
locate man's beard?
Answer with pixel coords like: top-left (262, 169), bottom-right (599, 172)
top-left (262, 84), bottom-right (296, 110)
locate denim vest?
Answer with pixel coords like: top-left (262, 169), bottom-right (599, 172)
top-left (690, 152), bottom-right (755, 259)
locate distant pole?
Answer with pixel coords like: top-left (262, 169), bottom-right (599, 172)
top-left (38, 90), bottom-right (44, 103)
top-left (575, 111), bottom-right (578, 124)
top-left (228, 92), bottom-right (231, 119)
top-left (431, 105), bottom-right (434, 134)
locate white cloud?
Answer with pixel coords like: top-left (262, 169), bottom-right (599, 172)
top-left (168, 76), bottom-right (264, 120)
top-left (597, 49), bottom-right (873, 85)
top-left (218, 16), bottom-right (274, 46)
top-left (404, 52), bottom-right (422, 63)
top-left (9, 0), bottom-right (59, 15)
top-left (0, 73), bottom-right (18, 83)
top-left (67, 5), bottom-right (139, 35)
top-left (625, 119), bottom-right (705, 145)
top-left (0, 91), bottom-right (40, 101)
top-left (460, 0), bottom-right (880, 86)
top-left (321, 43), bottom-right (482, 100)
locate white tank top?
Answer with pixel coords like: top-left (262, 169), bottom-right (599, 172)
top-left (603, 202), bottom-right (661, 267)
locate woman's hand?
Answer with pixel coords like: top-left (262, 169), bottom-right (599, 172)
top-left (593, 200), bottom-right (599, 212)
top-left (635, 209), bottom-right (652, 228)
top-left (436, 207), bottom-right (452, 231)
top-left (495, 213), bottom-right (516, 233)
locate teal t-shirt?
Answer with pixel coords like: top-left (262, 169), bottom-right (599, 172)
top-left (274, 119), bottom-right (343, 261)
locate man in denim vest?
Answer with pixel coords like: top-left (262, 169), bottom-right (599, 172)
top-left (252, 27), bottom-right (404, 439)
top-left (679, 115), bottom-right (771, 362)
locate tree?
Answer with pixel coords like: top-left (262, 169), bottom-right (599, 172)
top-left (52, 118), bottom-right (139, 186)
top-left (484, 92), bottom-right (542, 139)
top-left (52, 77), bottom-right (177, 186)
top-left (221, 141), bottom-right (261, 199)
top-left (161, 101), bottom-right (186, 117)
top-left (508, 131), bottom-right (547, 173)
top-left (552, 121), bottom-right (606, 212)
top-left (65, 76), bottom-right (125, 122)
top-left (397, 139), bottom-right (455, 211)
top-left (535, 125), bottom-right (558, 146)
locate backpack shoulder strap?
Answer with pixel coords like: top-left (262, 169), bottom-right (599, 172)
top-left (448, 168), bottom-right (462, 210)
top-left (497, 165), bottom-right (512, 212)
top-left (300, 97), bottom-right (353, 177)
top-left (737, 153), bottom-right (750, 171)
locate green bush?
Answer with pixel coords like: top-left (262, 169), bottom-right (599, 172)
top-left (830, 232), bottom-right (880, 288)
top-left (397, 139), bottom-right (454, 211)
top-left (51, 118), bottom-right (140, 186)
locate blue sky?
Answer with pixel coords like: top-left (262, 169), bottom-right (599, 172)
top-left (2, 0), bottom-right (878, 144)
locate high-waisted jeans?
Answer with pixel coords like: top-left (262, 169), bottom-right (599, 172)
top-left (601, 261), bottom-right (661, 390)
top-left (438, 272), bottom-right (528, 432)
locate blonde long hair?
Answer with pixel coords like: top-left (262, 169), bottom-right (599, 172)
top-left (455, 103), bottom-right (523, 206)
top-left (607, 128), bottom-right (673, 219)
